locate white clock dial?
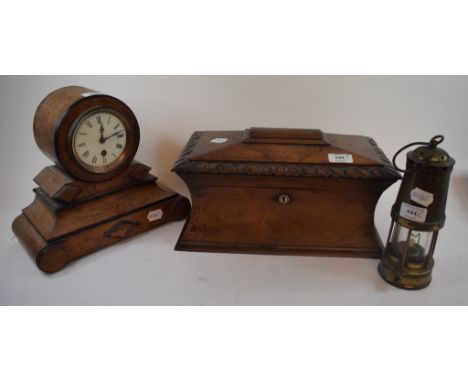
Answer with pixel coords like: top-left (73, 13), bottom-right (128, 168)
top-left (72, 111), bottom-right (127, 171)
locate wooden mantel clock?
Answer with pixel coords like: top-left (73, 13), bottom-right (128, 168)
top-left (12, 86), bottom-right (190, 273)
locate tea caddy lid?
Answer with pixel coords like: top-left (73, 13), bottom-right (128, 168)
top-left (173, 128), bottom-right (401, 180)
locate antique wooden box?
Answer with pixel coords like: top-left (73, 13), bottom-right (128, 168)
top-left (172, 128), bottom-right (400, 258)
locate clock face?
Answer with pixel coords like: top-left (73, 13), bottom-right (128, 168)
top-left (72, 110), bottom-right (127, 172)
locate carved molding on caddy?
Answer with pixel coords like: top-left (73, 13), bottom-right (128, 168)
top-left (173, 131), bottom-right (401, 180)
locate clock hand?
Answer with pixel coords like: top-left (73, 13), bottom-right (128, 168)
top-left (98, 118), bottom-right (105, 143)
top-left (103, 130), bottom-right (124, 141)
top-left (96, 114), bottom-right (106, 143)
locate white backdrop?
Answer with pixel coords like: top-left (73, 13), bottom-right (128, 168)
top-left (1, 76), bottom-right (467, 305)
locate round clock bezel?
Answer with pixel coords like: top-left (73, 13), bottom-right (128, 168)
top-left (70, 107), bottom-right (131, 175)
top-left (53, 95), bottom-right (140, 182)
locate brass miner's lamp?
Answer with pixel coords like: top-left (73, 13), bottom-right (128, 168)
top-left (378, 135), bottom-right (455, 290)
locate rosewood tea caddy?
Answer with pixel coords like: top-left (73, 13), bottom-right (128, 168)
top-left (12, 86), bottom-right (190, 273)
top-left (173, 127), bottom-right (401, 257)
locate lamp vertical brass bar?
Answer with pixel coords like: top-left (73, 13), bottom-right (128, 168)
top-left (385, 220), bottom-right (395, 249)
top-left (400, 229), bottom-right (412, 269)
top-left (426, 231), bottom-right (438, 267)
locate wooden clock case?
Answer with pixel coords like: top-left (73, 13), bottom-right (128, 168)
top-left (173, 128), bottom-right (401, 258)
top-left (12, 87), bottom-right (190, 273)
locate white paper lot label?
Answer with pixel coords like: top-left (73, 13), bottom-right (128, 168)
top-left (410, 187), bottom-right (434, 207)
top-left (399, 202), bottom-right (427, 223)
top-left (211, 138), bottom-right (228, 143)
top-left (328, 153), bottom-right (353, 163)
top-left (81, 91), bottom-right (101, 97)
top-left (147, 209), bottom-right (163, 222)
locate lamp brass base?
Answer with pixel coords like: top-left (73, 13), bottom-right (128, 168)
top-left (378, 254), bottom-right (434, 290)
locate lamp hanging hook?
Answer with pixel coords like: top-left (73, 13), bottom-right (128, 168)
top-left (429, 135), bottom-right (444, 148)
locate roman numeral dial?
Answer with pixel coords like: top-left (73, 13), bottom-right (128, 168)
top-left (72, 110), bottom-right (127, 171)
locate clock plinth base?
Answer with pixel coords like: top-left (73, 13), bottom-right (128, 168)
top-left (12, 164), bottom-right (190, 273)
